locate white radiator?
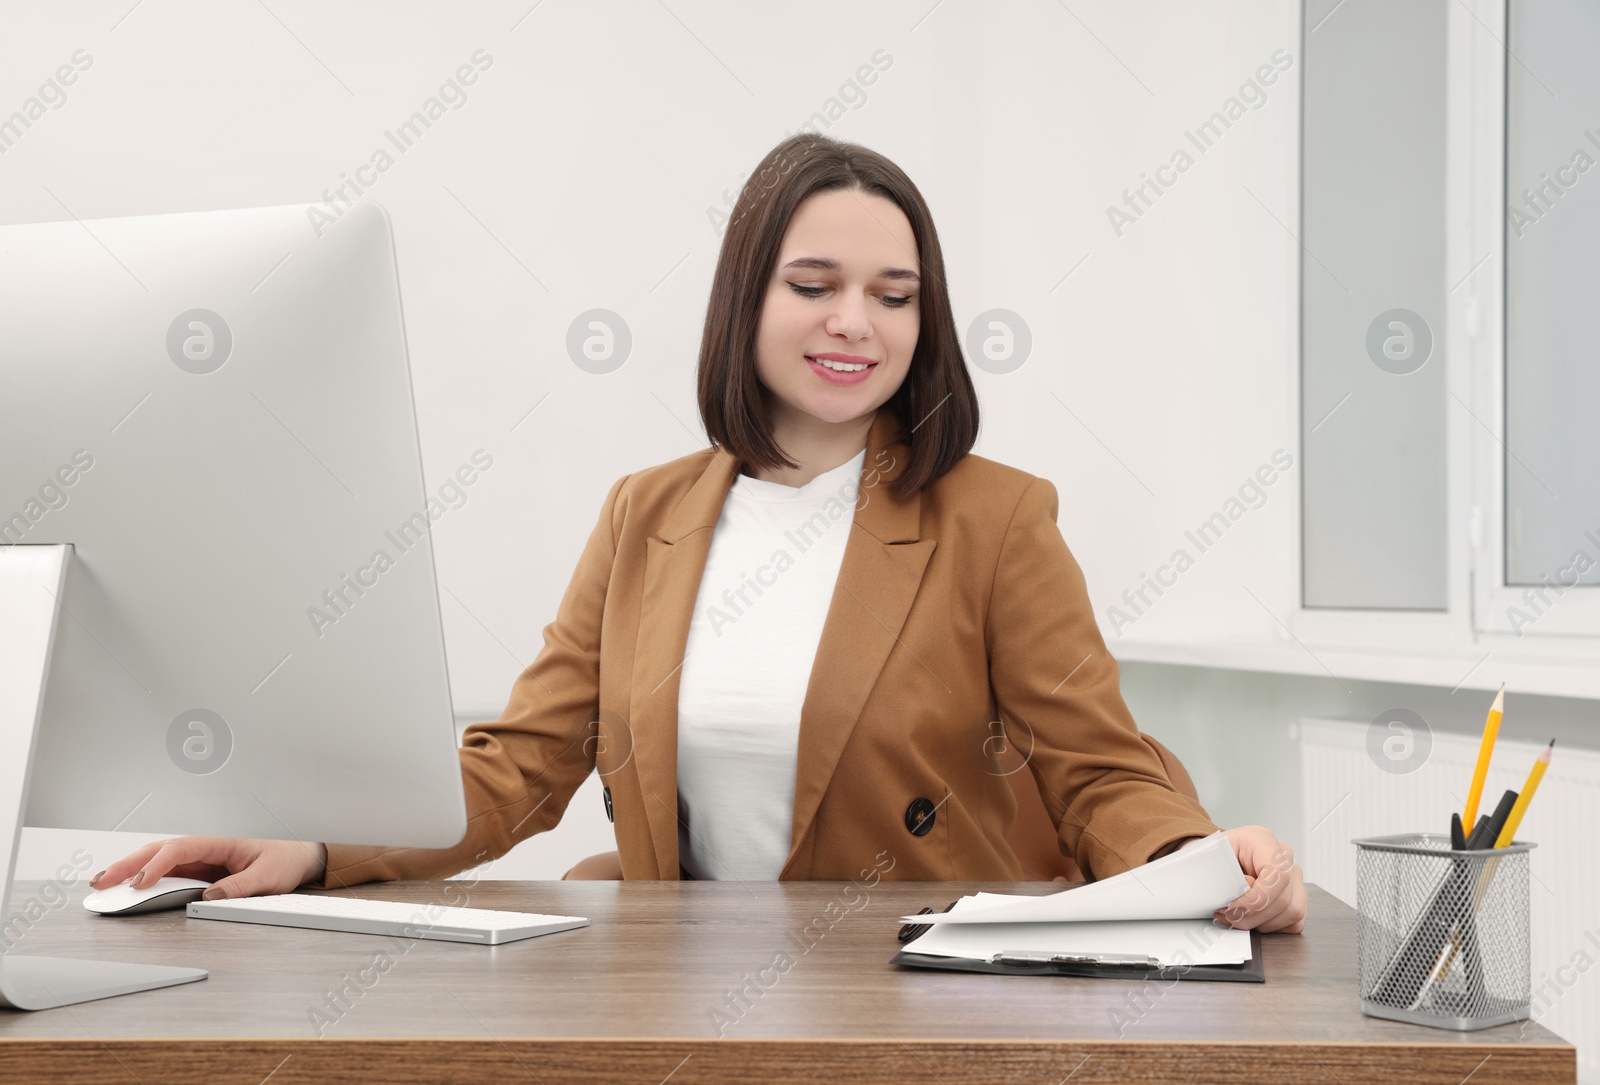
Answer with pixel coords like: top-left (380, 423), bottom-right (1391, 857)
top-left (1299, 717), bottom-right (1600, 1081)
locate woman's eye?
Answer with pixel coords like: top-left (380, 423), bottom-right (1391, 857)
top-left (787, 282), bottom-right (915, 308)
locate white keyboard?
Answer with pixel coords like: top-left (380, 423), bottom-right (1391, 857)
top-left (187, 893), bottom-right (589, 945)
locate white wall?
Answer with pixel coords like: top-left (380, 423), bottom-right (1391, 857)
top-left (2, 0), bottom-right (1303, 689)
top-left (973, 2), bottom-right (1305, 650)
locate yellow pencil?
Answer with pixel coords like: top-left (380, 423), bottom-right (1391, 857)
top-left (1493, 739), bottom-right (1554, 848)
top-left (1463, 684), bottom-right (1505, 827)
top-left (1434, 734), bottom-right (1552, 993)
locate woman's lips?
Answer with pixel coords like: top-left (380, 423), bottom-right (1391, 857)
top-left (805, 355), bottom-right (877, 386)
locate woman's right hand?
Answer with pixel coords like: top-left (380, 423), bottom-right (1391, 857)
top-left (88, 837), bottom-right (328, 901)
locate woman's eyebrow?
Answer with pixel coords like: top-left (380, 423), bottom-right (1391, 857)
top-left (781, 255), bottom-right (921, 283)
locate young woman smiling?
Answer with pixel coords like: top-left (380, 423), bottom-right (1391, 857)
top-left (93, 134), bottom-right (1308, 935)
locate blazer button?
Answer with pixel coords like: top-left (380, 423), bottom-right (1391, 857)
top-left (602, 786), bottom-right (614, 823)
top-left (904, 797), bottom-right (937, 837)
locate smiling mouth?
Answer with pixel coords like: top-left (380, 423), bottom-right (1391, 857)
top-left (806, 356), bottom-right (877, 373)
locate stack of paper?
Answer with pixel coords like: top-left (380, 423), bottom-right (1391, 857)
top-left (897, 831), bottom-right (1254, 967)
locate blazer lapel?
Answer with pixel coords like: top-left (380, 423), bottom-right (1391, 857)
top-left (780, 411), bottom-right (932, 875)
top-left (630, 447), bottom-right (740, 877)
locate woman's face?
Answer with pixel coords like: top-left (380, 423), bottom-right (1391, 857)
top-left (754, 187), bottom-right (920, 431)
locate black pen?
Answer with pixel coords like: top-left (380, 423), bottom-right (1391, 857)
top-left (1465, 790), bottom-right (1517, 850)
top-left (897, 899), bottom-right (958, 944)
top-left (1450, 812), bottom-right (1466, 851)
top-left (1478, 789), bottom-right (1518, 849)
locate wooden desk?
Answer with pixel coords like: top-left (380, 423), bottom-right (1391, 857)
top-left (0, 881), bottom-right (1576, 1084)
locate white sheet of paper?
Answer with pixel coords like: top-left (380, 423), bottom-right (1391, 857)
top-left (898, 830), bottom-right (1249, 925)
top-left (906, 909), bottom-right (1252, 967)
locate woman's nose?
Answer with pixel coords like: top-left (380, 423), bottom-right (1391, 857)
top-left (824, 294), bottom-right (872, 339)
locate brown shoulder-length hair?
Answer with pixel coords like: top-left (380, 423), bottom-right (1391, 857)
top-left (697, 134), bottom-right (979, 501)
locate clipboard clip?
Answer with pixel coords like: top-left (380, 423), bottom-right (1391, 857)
top-left (991, 950), bottom-right (1161, 969)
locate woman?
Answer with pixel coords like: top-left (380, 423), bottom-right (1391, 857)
top-left (93, 134), bottom-right (1307, 934)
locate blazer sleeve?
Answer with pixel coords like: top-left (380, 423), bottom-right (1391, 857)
top-left (984, 476), bottom-right (1220, 881)
top-left (316, 472), bottom-right (630, 888)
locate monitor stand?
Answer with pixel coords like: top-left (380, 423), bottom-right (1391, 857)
top-left (0, 544), bottom-right (207, 1010)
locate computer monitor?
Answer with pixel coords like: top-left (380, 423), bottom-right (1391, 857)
top-left (0, 201), bottom-right (467, 1008)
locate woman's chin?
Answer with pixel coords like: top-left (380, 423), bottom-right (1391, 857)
top-left (771, 395), bottom-right (880, 429)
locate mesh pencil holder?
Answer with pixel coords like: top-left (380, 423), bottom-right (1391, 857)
top-left (1354, 833), bottom-right (1534, 1030)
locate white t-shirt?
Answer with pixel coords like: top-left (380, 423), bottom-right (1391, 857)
top-left (675, 447), bottom-right (866, 880)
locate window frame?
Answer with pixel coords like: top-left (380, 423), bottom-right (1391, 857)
top-left (1469, 0), bottom-right (1600, 638)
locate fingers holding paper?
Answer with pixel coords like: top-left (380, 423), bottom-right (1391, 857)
top-left (1214, 825), bottom-right (1307, 934)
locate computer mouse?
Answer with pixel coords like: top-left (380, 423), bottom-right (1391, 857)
top-left (84, 876), bottom-right (213, 916)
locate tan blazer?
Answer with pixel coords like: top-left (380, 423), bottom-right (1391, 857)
top-left (322, 410), bottom-right (1219, 887)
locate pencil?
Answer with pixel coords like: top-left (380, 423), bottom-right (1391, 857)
top-left (1493, 739), bottom-right (1554, 848)
top-left (1463, 684), bottom-right (1505, 827)
top-left (1433, 742), bottom-right (1553, 995)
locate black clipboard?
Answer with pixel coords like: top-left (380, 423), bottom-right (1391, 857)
top-left (892, 905), bottom-right (1265, 983)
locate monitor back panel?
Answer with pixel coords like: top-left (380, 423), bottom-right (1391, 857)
top-left (0, 201), bottom-right (467, 848)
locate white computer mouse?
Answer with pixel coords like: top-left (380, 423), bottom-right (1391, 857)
top-left (84, 876), bottom-right (213, 916)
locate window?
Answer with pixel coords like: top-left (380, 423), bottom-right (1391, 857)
top-left (1301, 0), bottom-right (1600, 640)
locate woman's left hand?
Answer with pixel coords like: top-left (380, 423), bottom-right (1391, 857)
top-left (1214, 825), bottom-right (1307, 933)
